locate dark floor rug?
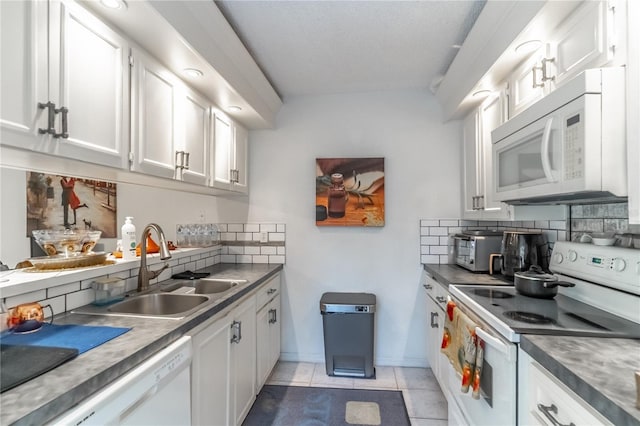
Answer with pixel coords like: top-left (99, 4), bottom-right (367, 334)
top-left (243, 385), bottom-right (411, 426)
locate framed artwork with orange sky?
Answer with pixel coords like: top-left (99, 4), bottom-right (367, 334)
top-left (315, 157), bottom-right (385, 227)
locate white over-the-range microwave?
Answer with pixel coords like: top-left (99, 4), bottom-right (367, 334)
top-left (491, 67), bottom-right (627, 204)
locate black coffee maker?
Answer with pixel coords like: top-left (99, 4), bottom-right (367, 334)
top-left (489, 231), bottom-right (549, 278)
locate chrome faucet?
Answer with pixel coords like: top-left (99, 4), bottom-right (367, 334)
top-left (137, 223), bottom-right (172, 292)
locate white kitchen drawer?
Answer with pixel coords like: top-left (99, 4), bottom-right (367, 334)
top-left (424, 273), bottom-right (448, 310)
top-left (256, 274), bottom-right (280, 310)
top-left (527, 362), bottom-right (612, 426)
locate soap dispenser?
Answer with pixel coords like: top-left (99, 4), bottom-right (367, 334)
top-left (121, 217), bottom-right (136, 260)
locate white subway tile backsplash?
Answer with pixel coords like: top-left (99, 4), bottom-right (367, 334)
top-left (244, 224), bottom-right (260, 233)
top-left (439, 255), bottom-right (449, 263)
top-left (221, 232), bottom-right (236, 241)
top-left (420, 220), bottom-right (439, 227)
top-left (221, 254), bottom-right (236, 263)
top-left (237, 255), bottom-right (252, 264)
top-left (236, 232), bottom-right (252, 241)
top-left (534, 220), bottom-right (549, 229)
top-left (276, 224), bottom-right (286, 232)
top-left (420, 246), bottom-right (430, 255)
top-left (260, 224), bottom-right (277, 232)
top-left (67, 289), bottom-right (96, 311)
top-left (550, 220), bottom-right (566, 230)
top-left (429, 227), bottom-right (448, 236)
top-left (270, 233), bottom-right (286, 242)
top-left (420, 227), bottom-right (429, 236)
top-left (277, 247), bottom-right (286, 255)
top-left (439, 220), bottom-right (459, 227)
top-left (261, 246), bottom-right (277, 255)
top-left (421, 255), bottom-right (440, 264)
top-left (252, 256), bottom-right (269, 264)
top-left (216, 223), bottom-right (228, 232)
top-left (430, 246), bottom-right (448, 255)
top-left (5, 290), bottom-right (47, 309)
top-left (228, 224), bottom-right (244, 233)
top-left (42, 295), bottom-right (65, 318)
top-left (439, 236), bottom-right (450, 245)
top-left (269, 255), bottom-right (285, 264)
top-left (229, 246), bottom-right (244, 255)
top-left (245, 247), bottom-right (260, 255)
top-left (421, 236), bottom-right (440, 245)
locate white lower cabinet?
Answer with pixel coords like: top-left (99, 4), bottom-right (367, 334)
top-left (190, 295), bottom-right (256, 426)
top-left (518, 348), bottom-right (612, 426)
top-left (423, 274), bottom-right (448, 397)
top-left (256, 274), bottom-right (281, 391)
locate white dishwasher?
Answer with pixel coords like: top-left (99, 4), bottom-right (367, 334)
top-left (49, 336), bottom-right (192, 426)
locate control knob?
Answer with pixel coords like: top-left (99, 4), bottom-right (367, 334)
top-left (553, 253), bottom-right (563, 264)
top-left (568, 250), bottom-right (578, 262)
top-left (612, 258), bottom-right (626, 272)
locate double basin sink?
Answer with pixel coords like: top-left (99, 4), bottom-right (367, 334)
top-left (75, 278), bottom-right (248, 319)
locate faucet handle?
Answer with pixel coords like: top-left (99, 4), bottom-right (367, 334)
top-left (148, 263), bottom-right (169, 280)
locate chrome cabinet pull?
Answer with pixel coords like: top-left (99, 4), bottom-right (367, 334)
top-left (537, 403), bottom-right (575, 426)
top-left (54, 106), bottom-right (69, 139)
top-left (183, 152), bottom-right (190, 170)
top-left (430, 312), bottom-right (439, 328)
top-left (269, 308), bottom-right (277, 324)
top-left (423, 284), bottom-right (433, 290)
top-left (267, 288), bottom-right (277, 295)
top-left (175, 151), bottom-right (184, 171)
top-left (532, 65), bottom-right (545, 88)
top-left (38, 102), bottom-right (56, 135)
top-left (230, 320), bottom-right (242, 343)
top-left (436, 296), bottom-right (446, 304)
top-left (541, 57), bottom-right (555, 82)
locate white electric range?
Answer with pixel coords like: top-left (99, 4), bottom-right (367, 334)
top-left (444, 241), bottom-right (640, 426)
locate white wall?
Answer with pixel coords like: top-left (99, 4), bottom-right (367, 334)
top-left (248, 90), bottom-right (461, 366)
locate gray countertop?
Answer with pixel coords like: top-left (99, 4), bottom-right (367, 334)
top-left (0, 263), bottom-right (283, 426)
top-left (521, 335), bottom-right (640, 426)
top-left (424, 263), bottom-right (512, 287)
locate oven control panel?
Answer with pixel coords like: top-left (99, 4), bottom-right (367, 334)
top-left (551, 241), bottom-right (640, 295)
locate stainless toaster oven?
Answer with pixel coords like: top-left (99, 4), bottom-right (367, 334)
top-left (452, 230), bottom-right (503, 272)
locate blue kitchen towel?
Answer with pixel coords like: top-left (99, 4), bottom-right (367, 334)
top-left (0, 323), bottom-right (130, 354)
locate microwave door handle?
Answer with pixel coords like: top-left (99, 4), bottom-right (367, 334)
top-left (541, 117), bottom-right (556, 182)
top-left (475, 327), bottom-right (514, 362)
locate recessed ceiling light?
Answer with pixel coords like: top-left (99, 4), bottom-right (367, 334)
top-left (472, 89), bottom-right (492, 97)
top-left (183, 68), bottom-right (203, 78)
top-left (227, 106), bottom-right (242, 112)
top-left (515, 39), bottom-right (542, 54)
top-left (100, 0), bottom-right (127, 10)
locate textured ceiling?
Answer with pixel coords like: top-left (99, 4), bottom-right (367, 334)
top-left (216, 0), bottom-right (486, 99)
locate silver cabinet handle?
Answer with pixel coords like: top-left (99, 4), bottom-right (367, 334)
top-left (267, 288), bottom-right (277, 295)
top-left (269, 308), bottom-right (277, 324)
top-left (537, 404), bottom-right (574, 426)
top-left (38, 102), bottom-right (56, 135)
top-left (183, 152), bottom-right (190, 170)
top-left (532, 65), bottom-right (545, 88)
top-left (175, 151), bottom-right (185, 171)
top-left (423, 284), bottom-right (433, 290)
top-left (230, 320), bottom-right (242, 343)
top-left (430, 312), bottom-right (439, 328)
top-left (436, 296), bottom-right (446, 304)
top-left (541, 57), bottom-right (555, 82)
top-left (54, 106), bottom-right (69, 139)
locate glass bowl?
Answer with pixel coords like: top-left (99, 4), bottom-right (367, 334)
top-left (32, 229), bottom-right (102, 257)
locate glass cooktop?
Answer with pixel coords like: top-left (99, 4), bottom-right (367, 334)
top-left (450, 285), bottom-right (640, 341)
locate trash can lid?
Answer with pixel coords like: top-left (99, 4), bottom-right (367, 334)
top-left (320, 292), bottom-right (376, 313)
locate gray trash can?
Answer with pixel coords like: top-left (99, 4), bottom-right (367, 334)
top-left (320, 292), bottom-right (376, 379)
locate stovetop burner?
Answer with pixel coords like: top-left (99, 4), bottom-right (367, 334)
top-left (472, 289), bottom-right (514, 299)
top-left (504, 311), bottom-right (556, 325)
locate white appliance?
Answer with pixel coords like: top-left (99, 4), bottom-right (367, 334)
top-left (49, 336), bottom-right (192, 426)
top-left (492, 67), bottom-right (627, 204)
top-left (445, 241), bottom-right (640, 425)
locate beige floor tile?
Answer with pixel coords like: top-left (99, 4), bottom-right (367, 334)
top-left (402, 389), bottom-right (448, 420)
top-left (310, 362), bottom-right (355, 388)
top-left (266, 361), bottom-right (315, 385)
top-left (394, 367), bottom-right (442, 391)
top-left (353, 365), bottom-right (398, 390)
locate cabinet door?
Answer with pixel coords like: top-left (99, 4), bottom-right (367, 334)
top-left (0, 0), bottom-right (48, 150)
top-left (508, 51), bottom-right (546, 118)
top-left (49, 0), bottom-right (129, 169)
top-left (425, 296), bottom-right (440, 375)
top-left (232, 123), bottom-right (249, 194)
top-left (479, 93), bottom-right (511, 220)
top-left (461, 110), bottom-right (482, 219)
top-left (212, 112), bottom-right (233, 190)
top-left (256, 303), bottom-right (271, 390)
top-left (130, 49), bottom-right (178, 178)
top-left (269, 294), bottom-right (281, 373)
top-left (191, 313), bottom-right (233, 426)
top-left (180, 87), bottom-right (210, 186)
top-left (231, 296), bottom-right (257, 426)
top-left (550, 1), bottom-right (614, 86)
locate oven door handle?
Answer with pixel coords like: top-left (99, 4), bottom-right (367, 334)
top-left (475, 327), bottom-right (514, 362)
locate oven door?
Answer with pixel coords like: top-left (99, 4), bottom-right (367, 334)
top-left (444, 302), bottom-right (518, 426)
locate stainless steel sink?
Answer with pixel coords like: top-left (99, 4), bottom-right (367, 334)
top-left (107, 294), bottom-right (209, 316)
top-left (193, 278), bottom-right (247, 294)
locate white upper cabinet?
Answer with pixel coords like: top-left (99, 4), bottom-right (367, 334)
top-left (0, 0), bottom-right (129, 169)
top-left (462, 89), bottom-right (512, 220)
top-left (507, 46), bottom-right (552, 118)
top-left (548, 0), bottom-right (619, 87)
top-left (130, 49), bottom-right (211, 185)
top-left (212, 112), bottom-right (249, 194)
